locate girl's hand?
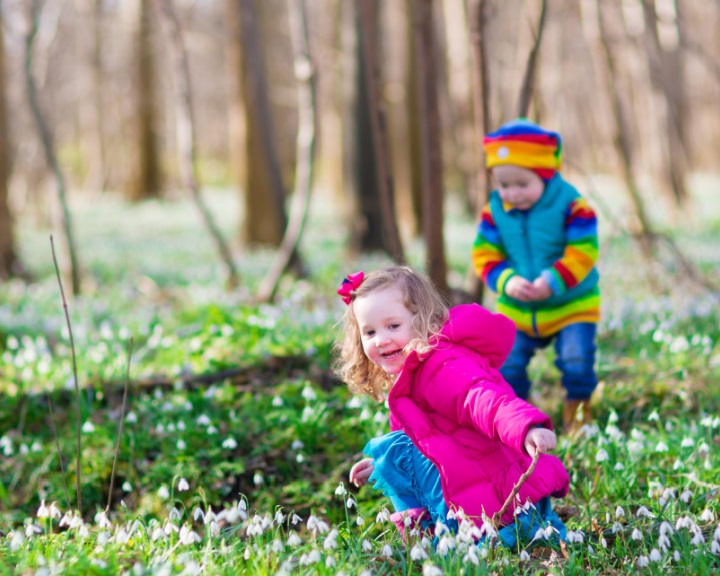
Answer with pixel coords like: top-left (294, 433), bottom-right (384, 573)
top-left (524, 427), bottom-right (557, 458)
top-left (505, 276), bottom-right (535, 302)
top-left (349, 457), bottom-right (375, 487)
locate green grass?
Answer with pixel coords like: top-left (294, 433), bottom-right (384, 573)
top-left (1, 187), bottom-right (719, 574)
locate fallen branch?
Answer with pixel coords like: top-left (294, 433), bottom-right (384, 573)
top-left (492, 451), bottom-right (540, 528)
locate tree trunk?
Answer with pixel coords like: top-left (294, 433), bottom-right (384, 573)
top-left (516, 0), bottom-right (547, 118)
top-left (129, 0), bottom-right (162, 201)
top-left (257, 0), bottom-right (316, 302)
top-left (0, 8), bottom-right (18, 279)
top-left (412, 0), bottom-right (448, 296)
top-left (641, 0), bottom-right (690, 218)
top-left (233, 0), bottom-right (288, 248)
top-left (405, 0), bottom-right (423, 238)
top-left (595, 0), bottom-right (653, 249)
top-left (357, 0), bottom-right (405, 263)
top-left (155, 0), bottom-right (239, 289)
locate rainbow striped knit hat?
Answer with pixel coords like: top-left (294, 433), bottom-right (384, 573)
top-left (483, 118), bottom-right (562, 180)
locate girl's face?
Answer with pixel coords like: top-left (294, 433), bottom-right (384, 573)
top-left (492, 164), bottom-right (545, 210)
top-left (354, 285), bottom-right (414, 375)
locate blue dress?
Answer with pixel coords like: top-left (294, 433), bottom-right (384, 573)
top-left (364, 430), bottom-right (566, 547)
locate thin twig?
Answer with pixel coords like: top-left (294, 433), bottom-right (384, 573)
top-left (46, 391), bottom-right (71, 511)
top-left (107, 337), bottom-right (133, 512)
top-left (50, 234), bottom-right (82, 515)
top-left (492, 450), bottom-right (540, 528)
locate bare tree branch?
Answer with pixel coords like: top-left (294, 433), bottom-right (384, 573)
top-left (516, 0), bottom-right (547, 118)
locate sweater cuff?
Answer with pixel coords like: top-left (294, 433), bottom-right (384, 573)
top-left (498, 269), bottom-right (518, 295)
top-left (541, 269), bottom-right (563, 295)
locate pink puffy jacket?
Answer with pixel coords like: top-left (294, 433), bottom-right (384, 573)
top-left (388, 304), bottom-right (569, 526)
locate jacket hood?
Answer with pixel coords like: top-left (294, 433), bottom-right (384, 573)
top-left (438, 304), bottom-right (515, 369)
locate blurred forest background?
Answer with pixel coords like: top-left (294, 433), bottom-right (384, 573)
top-left (0, 0), bottom-right (719, 298)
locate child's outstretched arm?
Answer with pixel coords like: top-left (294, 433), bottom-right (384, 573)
top-left (471, 205), bottom-right (517, 295)
top-left (523, 427), bottom-right (558, 458)
top-left (349, 457), bottom-right (374, 487)
top-left (538, 198), bottom-right (599, 296)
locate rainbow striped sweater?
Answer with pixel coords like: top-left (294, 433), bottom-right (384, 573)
top-left (472, 174), bottom-right (600, 338)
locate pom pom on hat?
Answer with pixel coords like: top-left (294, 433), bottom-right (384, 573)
top-left (483, 118), bottom-right (562, 180)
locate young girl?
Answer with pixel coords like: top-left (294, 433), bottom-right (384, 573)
top-left (334, 266), bottom-right (569, 545)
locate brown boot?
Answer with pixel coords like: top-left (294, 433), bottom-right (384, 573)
top-left (563, 399), bottom-right (592, 437)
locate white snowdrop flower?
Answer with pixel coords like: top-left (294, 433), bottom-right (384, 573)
top-left (287, 531), bottom-right (302, 546)
top-left (637, 555), bottom-right (649, 568)
top-left (346, 497), bottom-right (356, 509)
top-left (114, 528), bottom-right (130, 544)
top-left (409, 528), bottom-right (420, 538)
top-left (680, 489), bottom-right (693, 503)
top-left (179, 526), bottom-right (202, 545)
top-left (691, 531), bottom-right (705, 546)
top-left (169, 507), bottom-right (182, 521)
top-left (158, 485), bottom-right (170, 499)
top-left (698, 441), bottom-right (710, 453)
top-left (325, 556), bottom-right (336, 568)
top-left (177, 478), bottom-right (190, 492)
top-left (176, 439), bottom-right (187, 450)
top-left (673, 550), bottom-right (681, 562)
top-left (356, 515), bottom-right (365, 526)
top-left (423, 565), bottom-right (443, 576)
top-left (300, 549), bottom-right (321, 565)
top-left (222, 437), bottom-right (237, 450)
top-left (203, 508), bottom-right (216, 525)
top-left (636, 506), bottom-right (654, 518)
top-left (681, 437), bottom-right (694, 448)
top-left (600, 537), bottom-right (607, 548)
top-left (243, 547), bottom-right (252, 560)
top-left (196, 414), bottom-right (211, 426)
top-left (334, 483), bottom-right (347, 496)
top-left (613, 462), bottom-right (625, 471)
top-left (124, 410), bottom-right (138, 424)
top-left (410, 543), bottom-right (428, 561)
top-left (659, 521), bottom-right (674, 537)
top-left (94, 510), bottom-right (112, 529)
top-left (615, 506), bottom-right (625, 518)
top-left (291, 513), bottom-right (302, 525)
top-left (649, 548), bottom-right (662, 562)
top-left (566, 530), bottom-right (584, 543)
top-left (658, 534), bottom-right (671, 552)
top-left (193, 507), bottom-right (204, 522)
top-left (37, 500), bottom-right (49, 518)
top-left (323, 529), bottom-right (339, 550)
top-left (711, 540), bottom-right (720, 554)
top-left (253, 472), bottom-right (264, 486)
top-left (381, 544), bottom-right (394, 557)
top-left (611, 521), bottom-right (623, 533)
top-left (24, 524), bottom-right (42, 537)
top-left (271, 539), bottom-right (284, 553)
top-left (705, 459), bottom-right (712, 470)
top-left (436, 537), bottom-right (451, 556)
top-left (663, 488), bottom-right (676, 500)
top-left (362, 539), bottom-right (373, 551)
top-left (700, 509), bottom-right (715, 523)
top-left (82, 421), bottom-right (96, 433)
top-left (655, 441), bottom-right (669, 452)
top-left (532, 527), bottom-right (547, 541)
top-left (96, 531), bottom-right (111, 545)
top-left (673, 459), bottom-right (685, 470)
top-left (596, 449), bottom-right (609, 462)
top-left (207, 425), bottom-right (218, 435)
top-left (631, 528), bottom-right (643, 540)
top-left (659, 497), bottom-right (667, 507)
top-left (47, 502), bottom-right (61, 519)
top-left (31, 441), bottom-right (42, 452)
top-left (404, 514), bottom-right (413, 527)
top-left (631, 429), bottom-right (645, 441)
top-left (376, 508), bottom-right (391, 523)
top-left (274, 510), bottom-right (285, 524)
top-left (176, 420), bottom-right (186, 431)
top-left (291, 439), bottom-right (304, 450)
top-left (59, 512), bottom-right (73, 527)
top-left (519, 550), bottom-right (530, 561)
top-left (301, 385), bottom-right (317, 402)
top-left (358, 571), bottom-right (372, 576)
top-left (122, 481), bottom-right (132, 492)
top-left (462, 545), bottom-right (480, 565)
top-left (713, 523), bottom-right (720, 541)
top-left (271, 396), bottom-right (284, 407)
top-left (648, 410), bottom-right (660, 422)
top-left (608, 410), bottom-right (619, 424)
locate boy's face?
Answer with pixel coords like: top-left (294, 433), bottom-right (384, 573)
top-left (354, 285), bottom-right (414, 375)
top-left (492, 165), bottom-right (545, 211)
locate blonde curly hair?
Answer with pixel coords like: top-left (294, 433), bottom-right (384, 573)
top-left (333, 266), bottom-right (449, 401)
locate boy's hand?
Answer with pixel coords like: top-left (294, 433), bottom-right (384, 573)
top-left (505, 276), bottom-right (535, 302)
top-left (530, 277), bottom-right (553, 301)
top-left (349, 457), bottom-right (375, 487)
top-left (524, 427), bottom-right (557, 458)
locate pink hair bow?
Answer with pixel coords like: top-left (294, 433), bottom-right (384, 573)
top-left (337, 271), bottom-right (365, 305)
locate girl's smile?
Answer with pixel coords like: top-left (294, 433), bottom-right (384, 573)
top-left (353, 286), bottom-right (414, 375)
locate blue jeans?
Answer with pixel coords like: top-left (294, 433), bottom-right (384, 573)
top-left (500, 322), bottom-right (597, 401)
